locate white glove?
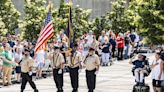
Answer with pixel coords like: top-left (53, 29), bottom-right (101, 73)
top-left (29, 71), bottom-right (33, 76)
top-left (58, 69), bottom-right (62, 74)
top-left (95, 71), bottom-right (98, 75)
top-left (81, 62), bottom-right (84, 66)
top-left (78, 69), bottom-right (81, 73)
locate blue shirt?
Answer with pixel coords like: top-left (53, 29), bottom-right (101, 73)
top-left (109, 38), bottom-right (116, 47)
top-left (102, 43), bottom-right (110, 53)
top-left (129, 34), bottom-right (136, 42)
top-left (132, 60), bottom-right (145, 68)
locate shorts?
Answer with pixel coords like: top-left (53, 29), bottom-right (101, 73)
top-left (37, 62), bottom-right (45, 70)
top-left (15, 66), bottom-right (21, 73)
top-left (152, 79), bottom-right (162, 87)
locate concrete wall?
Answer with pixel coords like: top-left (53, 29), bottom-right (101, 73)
top-left (12, 0), bottom-right (113, 19)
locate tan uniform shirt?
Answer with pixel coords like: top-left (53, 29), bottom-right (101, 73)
top-left (51, 53), bottom-right (65, 69)
top-left (67, 51), bottom-right (82, 68)
top-left (21, 56), bottom-right (33, 73)
top-left (84, 54), bottom-right (100, 70)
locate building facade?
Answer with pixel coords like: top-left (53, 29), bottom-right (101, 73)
top-left (12, 0), bottom-right (113, 19)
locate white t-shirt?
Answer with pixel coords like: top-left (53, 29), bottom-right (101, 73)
top-left (98, 35), bottom-right (108, 44)
top-left (86, 35), bottom-right (94, 46)
top-left (14, 52), bottom-right (23, 62)
top-left (151, 59), bottom-right (164, 80)
top-left (36, 50), bottom-right (46, 63)
top-left (14, 44), bottom-right (24, 54)
top-left (134, 33), bottom-right (140, 43)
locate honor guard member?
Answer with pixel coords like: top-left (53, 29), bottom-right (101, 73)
top-left (84, 47), bottom-right (100, 92)
top-left (50, 46), bottom-right (65, 92)
top-left (20, 48), bottom-right (38, 92)
top-left (67, 44), bottom-right (82, 92)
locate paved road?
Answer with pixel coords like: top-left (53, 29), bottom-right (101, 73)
top-left (0, 53), bottom-right (154, 92)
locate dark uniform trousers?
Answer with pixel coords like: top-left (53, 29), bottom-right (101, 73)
top-left (21, 72), bottom-right (37, 92)
top-left (53, 68), bottom-right (63, 92)
top-left (69, 67), bottom-right (79, 92)
top-left (86, 69), bottom-right (96, 92)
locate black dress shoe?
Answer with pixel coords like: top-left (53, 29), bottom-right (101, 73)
top-left (72, 88), bottom-right (78, 92)
top-left (3, 84), bottom-right (8, 86)
top-left (34, 89), bottom-right (39, 92)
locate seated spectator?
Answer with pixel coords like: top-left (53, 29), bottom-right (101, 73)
top-left (129, 54), bottom-right (150, 86)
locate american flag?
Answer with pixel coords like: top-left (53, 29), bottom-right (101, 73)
top-left (35, 11), bottom-right (54, 52)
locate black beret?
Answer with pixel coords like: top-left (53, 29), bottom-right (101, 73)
top-left (54, 46), bottom-right (60, 49)
top-left (89, 47), bottom-right (95, 51)
top-left (24, 48), bottom-right (30, 52)
top-left (74, 44), bottom-right (78, 47)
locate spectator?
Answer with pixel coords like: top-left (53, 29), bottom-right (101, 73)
top-left (0, 45), bottom-right (3, 79)
top-left (98, 31), bottom-right (108, 45)
top-left (109, 34), bottom-right (116, 58)
top-left (83, 39), bottom-right (90, 59)
top-left (0, 58), bottom-right (2, 79)
top-left (77, 38), bottom-right (84, 54)
top-left (8, 36), bottom-right (15, 48)
top-left (60, 29), bottom-right (68, 44)
top-left (100, 39), bottom-right (112, 66)
top-left (129, 31), bottom-right (136, 50)
top-left (2, 38), bottom-right (8, 47)
top-left (0, 43), bottom-right (14, 86)
top-left (151, 53), bottom-right (164, 92)
top-left (36, 49), bottom-right (46, 79)
top-left (91, 35), bottom-right (99, 52)
top-left (14, 47), bottom-right (23, 83)
top-left (129, 54), bottom-right (149, 86)
top-left (124, 32), bottom-right (130, 59)
top-left (116, 33), bottom-right (124, 60)
top-left (29, 43), bottom-right (35, 58)
top-left (86, 30), bottom-right (94, 47)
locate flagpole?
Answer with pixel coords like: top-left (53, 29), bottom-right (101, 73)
top-left (48, 0), bottom-right (52, 11)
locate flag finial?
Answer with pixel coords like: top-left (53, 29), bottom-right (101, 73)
top-left (69, 0), bottom-right (73, 6)
top-left (48, 0), bottom-right (52, 11)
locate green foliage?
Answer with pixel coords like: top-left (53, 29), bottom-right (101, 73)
top-left (73, 5), bottom-right (92, 38)
top-left (108, 0), bottom-right (130, 33)
top-left (131, 0), bottom-right (164, 44)
top-left (22, 0), bottom-right (47, 41)
top-left (90, 15), bottom-right (111, 38)
top-left (57, 1), bottom-right (92, 39)
top-left (57, 0), bottom-right (70, 30)
top-left (0, 0), bottom-right (20, 34)
top-left (0, 17), bottom-right (8, 37)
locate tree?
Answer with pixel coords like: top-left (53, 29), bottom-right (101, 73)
top-left (22, 0), bottom-right (47, 41)
top-left (136, 0), bottom-right (164, 44)
top-left (57, 0), bottom-right (70, 30)
top-left (0, 17), bottom-right (8, 38)
top-left (108, 0), bottom-right (130, 33)
top-left (57, 1), bottom-right (92, 39)
top-left (73, 5), bottom-right (92, 38)
top-left (0, 0), bottom-right (20, 34)
top-left (90, 15), bottom-right (111, 38)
